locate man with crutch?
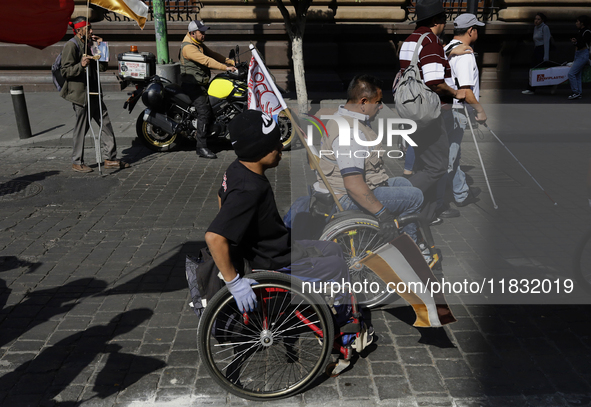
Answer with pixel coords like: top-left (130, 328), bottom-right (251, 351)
top-left (436, 13), bottom-right (487, 211)
top-left (60, 17), bottom-right (130, 173)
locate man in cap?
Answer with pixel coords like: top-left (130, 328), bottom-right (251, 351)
top-left (398, 0), bottom-right (467, 224)
top-left (60, 16), bottom-right (130, 173)
top-left (436, 13), bottom-right (487, 211)
top-left (180, 20), bottom-right (237, 159)
top-left (205, 110), bottom-right (351, 318)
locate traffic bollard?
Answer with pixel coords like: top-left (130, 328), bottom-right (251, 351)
top-left (10, 85), bottom-right (32, 140)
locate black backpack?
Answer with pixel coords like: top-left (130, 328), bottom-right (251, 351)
top-left (52, 37), bottom-right (80, 91)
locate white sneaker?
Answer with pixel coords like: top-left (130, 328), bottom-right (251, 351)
top-left (521, 90), bottom-right (535, 95)
top-left (568, 93), bottom-right (582, 100)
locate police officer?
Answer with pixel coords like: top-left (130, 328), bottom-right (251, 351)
top-left (180, 20), bottom-right (237, 159)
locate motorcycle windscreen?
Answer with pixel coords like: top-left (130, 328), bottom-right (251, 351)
top-left (208, 77), bottom-right (241, 99)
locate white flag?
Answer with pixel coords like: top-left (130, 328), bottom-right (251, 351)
top-left (90, 0), bottom-right (149, 29)
top-left (360, 235), bottom-right (456, 328)
top-left (247, 45), bottom-right (288, 121)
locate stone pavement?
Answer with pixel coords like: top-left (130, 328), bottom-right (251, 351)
top-left (1, 90), bottom-right (591, 406)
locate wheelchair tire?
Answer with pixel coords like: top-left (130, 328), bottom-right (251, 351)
top-left (197, 271), bottom-right (335, 401)
top-left (320, 213), bottom-right (396, 308)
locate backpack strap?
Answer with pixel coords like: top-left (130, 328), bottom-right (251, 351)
top-left (69, 37), bottom-right (80, 54)
top-left (445, 42), bottom-right (461, 57)
top-left (410, 33), bottom-right (431, 68)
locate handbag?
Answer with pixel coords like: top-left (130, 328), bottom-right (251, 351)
top-left (185, 248), bottom-right (224, 317)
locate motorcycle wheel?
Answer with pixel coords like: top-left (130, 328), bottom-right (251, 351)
top-left (278, 111), bottom-right (295, 151)
top-left (136, 113), bottom-right (180, 152)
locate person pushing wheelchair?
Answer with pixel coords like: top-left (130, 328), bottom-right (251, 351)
top-left (205, 110), bottom-right (355, 323)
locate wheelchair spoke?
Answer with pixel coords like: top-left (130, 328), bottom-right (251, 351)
top-left (268, 298), bottom-right (307, 335)
top-left (214, 340), bottom-right (260, 347)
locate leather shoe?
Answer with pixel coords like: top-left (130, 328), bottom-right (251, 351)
top-left (197, 147), bottom-right (217, 159)
top-left (104, 160), bottom-right (130, 169)
top-left (72, 164), bottom-right (93, 173)
top-left (438, 207), bottom-right (460, 218)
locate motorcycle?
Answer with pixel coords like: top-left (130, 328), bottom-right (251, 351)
top-left (118, 47), bottom-right (294, 152)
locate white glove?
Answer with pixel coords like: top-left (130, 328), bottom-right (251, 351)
top-left (225, 275), bottom-right (258, 313)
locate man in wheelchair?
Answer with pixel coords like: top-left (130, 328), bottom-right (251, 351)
top-left (205, 110), bottom-right (358, 321)
top-left (314, 75), bottom-right (424, 241)
top-left (203, 111), bottom-right (372, 394)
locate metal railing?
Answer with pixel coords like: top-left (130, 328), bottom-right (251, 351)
top-left (407, 0), bottom-right (499, 22)
top-left (103, 0), bottom-right (204, 22)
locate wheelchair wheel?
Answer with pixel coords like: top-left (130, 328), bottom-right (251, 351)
top-left (197, 271), bottom-right (335, 401)
top-left (320, 213), bottom-right (395, 308)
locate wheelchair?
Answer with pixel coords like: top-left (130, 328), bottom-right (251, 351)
top-left (197, 271), bottom-right (372, 401)
top-left (298, 190), bottom-right (443, 308)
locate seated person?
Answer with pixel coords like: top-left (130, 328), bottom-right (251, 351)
top-left (205, 110), bottom-right (351, 320)
top-left (315, 75), bottom-right (424, 240)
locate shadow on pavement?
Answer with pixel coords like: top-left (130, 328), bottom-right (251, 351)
top-left (100, 241), bottom-right (207, 296)
top-left (0, 277), bottom-right (108, 348)
top-left (32, 124), bottom-right (65, 137)
top-left (387, 302), bottom-right (591, 399)
top-left (118, 141), bottom-right (155, 165)
top-left (468, 304), bottom-right (591, 398)
top-left (0, 170), bottom-right (61, 190)
top-left (0, 308), bottom-right (164, 406)
top-left (0, 256), bottom-right (42, 320)
top-left (386, 306), bottom-right (456, 348)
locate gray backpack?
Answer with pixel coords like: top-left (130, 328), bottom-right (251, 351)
top-left (52, 37), bottom-right (80, 91)
top-left (394, 33), bottom-right (441, 126)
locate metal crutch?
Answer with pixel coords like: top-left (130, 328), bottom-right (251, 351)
top-left (85, 55), bottom-right (103, 176)
top-left (464, 106), bottom-right (498, 209)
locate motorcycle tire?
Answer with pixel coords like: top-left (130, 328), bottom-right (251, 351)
top-left (278, 111), bottom-right (295, 151)
top-left (136, 113), bottom-right (180, 152)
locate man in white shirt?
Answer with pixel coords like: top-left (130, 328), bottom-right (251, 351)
top-left (315, 75), bottom-right (424, 241)
top-left (438, 13), bottom-right (487, 209)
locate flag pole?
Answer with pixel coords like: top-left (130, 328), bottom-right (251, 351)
top-left (282, 108), bottom-right (344, 212)
top-left (247, 44), bottom-right (343, 211)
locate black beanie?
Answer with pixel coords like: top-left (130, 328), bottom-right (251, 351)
top-left (229, 110), bottom-right (281, 161)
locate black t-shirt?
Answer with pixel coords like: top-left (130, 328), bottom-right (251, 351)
top-left (207, 159), bottom-right (291, 270)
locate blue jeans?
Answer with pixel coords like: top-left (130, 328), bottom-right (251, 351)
top-left (436, 110), bottom-right (470, 208)
top-left (404, 146), bottom-right (415, 172)
top-left (339, 177), bottom-right (423, 241)
top-left (448, 110), bottom-right (470, 203)
top-left (569, 49), bottom-right (589, 95)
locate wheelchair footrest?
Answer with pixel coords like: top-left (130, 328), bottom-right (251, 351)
top-left (326, 359), bottom-right (350, 377)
